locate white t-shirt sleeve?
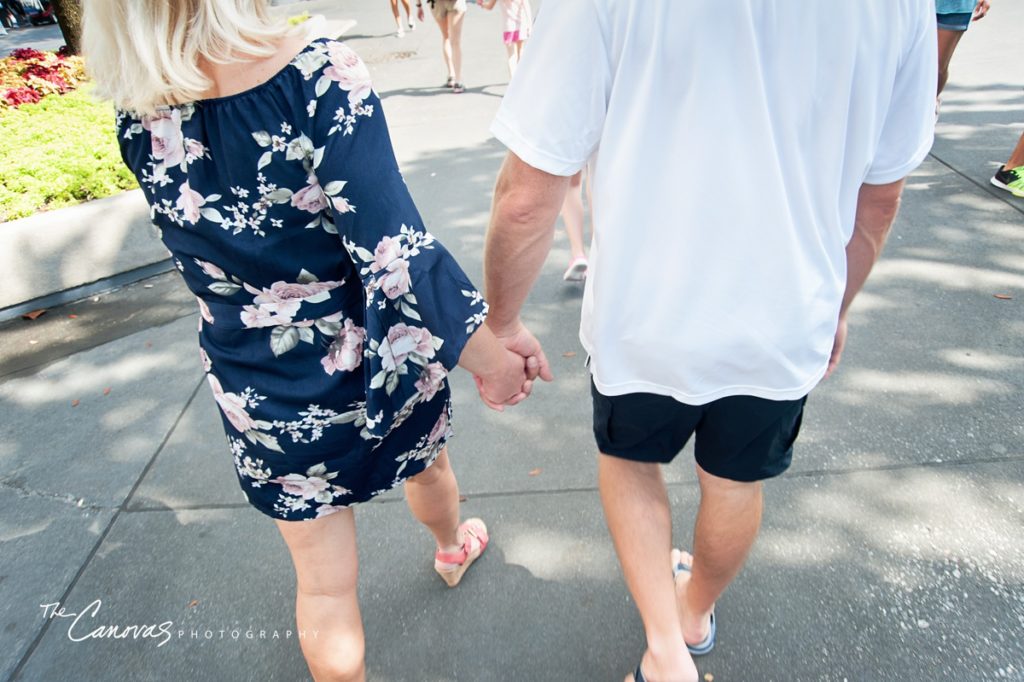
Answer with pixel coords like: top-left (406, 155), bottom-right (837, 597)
top-left (864, 10), bottom-right (938, 185)
top-left (490, 0), bottom-right (611, 176)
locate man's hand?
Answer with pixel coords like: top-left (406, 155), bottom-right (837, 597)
top-left (973, 0), bottom-right (991, 21)
top-left (825, 317), bottom-right (848, 379)
top-left (490, 320), bottom-right (554, 383)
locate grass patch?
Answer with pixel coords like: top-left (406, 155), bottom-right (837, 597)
top-left (0, 85), bottom-right (138, 223)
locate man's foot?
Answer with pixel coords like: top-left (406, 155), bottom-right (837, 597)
top-left (672, 549), bottom-right (716, 653)
top-left (991, 165), bottom-right (1024, 198)
top-left (624, 649), bottom-right (698, 682)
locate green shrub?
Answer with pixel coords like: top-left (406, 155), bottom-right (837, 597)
top-left (0, 85), bottom-right (138, 222)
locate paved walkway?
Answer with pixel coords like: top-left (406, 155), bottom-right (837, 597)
top-left (1, 2), bottom-right (1022, 681)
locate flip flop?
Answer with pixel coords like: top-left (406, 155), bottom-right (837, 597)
top-left (631, 663), bottom-right (648, 682)
top-left (673, 558), bottom-right (717, 656)
top-left (434, 518), bottom-right (488, 587)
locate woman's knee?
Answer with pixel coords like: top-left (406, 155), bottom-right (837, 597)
top-left (408, 449), bottom-right (451, 486)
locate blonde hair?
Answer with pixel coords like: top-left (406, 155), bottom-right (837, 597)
top-left (82, 0), bottom-right (292, 115)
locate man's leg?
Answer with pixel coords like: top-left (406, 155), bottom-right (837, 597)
top-left (676, 465), bottom-right (763, 644)
top-left (936, 27), bottom-right (965, 97)
top-left (599, 454), bottom-right (698, 682)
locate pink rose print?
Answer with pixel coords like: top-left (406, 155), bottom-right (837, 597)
top-left (315, 504), bottom-right (343, 519)
top-left (380, 258), bottom-right (411, 300)
top-left (207, 374), bottom-right (258, 433)
top-left (291, 175), bottom-right (328, 213)
top-left (144, 108), bottom-right (185, 169)
top-left (321, 318), bottom-right (367, 375)
top-left (415, 362), bottom-right (447, 402)
top-left (185, 138), bottom-right (206, 158)
top-left (331, 195), bottom-right (355, 214)
top-left (428, 410), bottom-right (448, 444)
top-left (378, 323), bottom-right (435, 371)
top-left (240, 305), bottom-right (294, 329)
top-left (241, 279), bottom-right (342, 329)
top-left (195, 259), bottom-right (226, 280)
top-left (370, 235), bottom-right (402, 274)
top-left (199, 347), bottom-right (212, 372)
top-left (197, 296), bottom-right (215, 325)
top-left (324, 41), bottom-right (372, 106)
top-left (270, 472), bottom-right (332, 501)
top-left (176, 181), bottom-right (205, 224)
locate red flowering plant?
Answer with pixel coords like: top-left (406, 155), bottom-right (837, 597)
top-left (0, 47), bottom-right (87, 108)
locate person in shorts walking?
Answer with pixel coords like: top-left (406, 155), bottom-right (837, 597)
top-left (481, 2), bottom-right (936, 679)
top-left (936, 0), bottom-right (990, 98)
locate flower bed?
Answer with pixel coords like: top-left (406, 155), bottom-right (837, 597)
top-left (0, 84), bottom-right (138, 222)
top-left (1, 47), bottom-right (87, 108)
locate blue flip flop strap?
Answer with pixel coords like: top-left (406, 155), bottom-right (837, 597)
top-left (686, 611), bottom-right (716, 656)
top-left (633, 664), bottom-right (647, 682)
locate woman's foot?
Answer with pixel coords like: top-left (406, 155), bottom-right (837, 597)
top-left (434, 518), bottom-right (488, 587)
top-left (452, 82), bottom-right (465, 94)
top-left (672, 548), bottom-right (715, 650)
top-left (444, 76), bottom-right (455, 89)
top-left (563, 256), bottom-right (588, 281)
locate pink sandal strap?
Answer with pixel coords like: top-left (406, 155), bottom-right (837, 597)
top-left (434, 519), bottom-right (488, 566)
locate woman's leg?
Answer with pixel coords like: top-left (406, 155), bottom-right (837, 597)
top-left (433, 11), bottom-right (455, 81)
top-left (504, 41), bottom-right (517, 78)
top-left (562, 171), bottom-right (587, 262)
top-left (400, 0), bottom-right (412, 22)
top-left (1005, 131), bottom-right (1024, 170)
top-left (448, 10), bottom-right (465, 85)
top-left (276, 510), bottom-right (365, 682)
top-left (404, 447), bottom-right (462, 555)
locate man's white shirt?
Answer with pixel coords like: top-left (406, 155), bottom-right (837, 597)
top-left (491, 0), bottom-right (936, 404)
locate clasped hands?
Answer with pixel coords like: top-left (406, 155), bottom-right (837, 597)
top-left (473, 323), bottom-right (554, 411)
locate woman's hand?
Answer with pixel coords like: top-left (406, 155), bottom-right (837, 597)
top-left (473, 348), bottom-right (530, 411)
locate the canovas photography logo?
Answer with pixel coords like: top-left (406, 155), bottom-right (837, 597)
top-left (40, 600), bottom-right (318, 647)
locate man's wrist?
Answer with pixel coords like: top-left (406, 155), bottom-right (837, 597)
top-left (485, 316), bottom-right (522, 340)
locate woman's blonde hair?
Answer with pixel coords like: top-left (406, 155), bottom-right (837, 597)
top-left (82, 0), bottom-right (292, 115)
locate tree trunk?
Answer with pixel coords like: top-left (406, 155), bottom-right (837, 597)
top-left (50, 0), bottom-right (83, 54)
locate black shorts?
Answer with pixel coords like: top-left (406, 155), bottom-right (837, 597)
top-left (591, 379), bottom-right (807, 482)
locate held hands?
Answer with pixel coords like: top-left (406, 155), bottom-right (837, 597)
top-left (472, 321), bottom-right (554, 411)
top-left (474, 347), bottom-right (532, 411)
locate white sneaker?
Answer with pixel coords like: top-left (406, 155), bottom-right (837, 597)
top-left (563, 257), bottom-right (589, 282)
top-left (408, 20), bottom-right (416, 31)
top-left (396, 26), bottom-right (405, 37)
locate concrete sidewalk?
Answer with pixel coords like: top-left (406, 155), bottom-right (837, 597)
top-left (1, 1), bottom-right (1022, 681)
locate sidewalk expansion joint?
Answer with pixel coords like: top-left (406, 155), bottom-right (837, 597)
top-left (928, 151), bottom-right (1024, 217)
top-left (7, 374), bottom-right (206, 682)
top-left (115, 451), bottom-right (1024, 515)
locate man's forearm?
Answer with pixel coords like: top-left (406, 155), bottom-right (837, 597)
top-left (840, 180), bottom-right (905, 319)
top-left (483, 152), bottom-right (569, 335)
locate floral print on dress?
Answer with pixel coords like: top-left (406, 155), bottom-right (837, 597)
top-left (115, 38), bottom-right (485, 521)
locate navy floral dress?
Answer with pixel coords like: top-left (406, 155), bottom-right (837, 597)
top-left (116, 39), bottom-right (487, 521)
